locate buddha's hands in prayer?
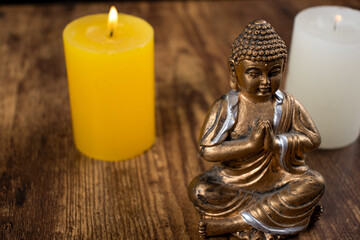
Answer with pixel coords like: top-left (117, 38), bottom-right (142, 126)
top-left (264, 123), bottom-right (281, 152)
top-left (250, 119), bottom-right (280, 152)
top-left (249, 119), bottom-right (268, 150)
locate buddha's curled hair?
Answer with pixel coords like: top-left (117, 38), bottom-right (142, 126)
top-left (229, 19), bottom-right (288, 69)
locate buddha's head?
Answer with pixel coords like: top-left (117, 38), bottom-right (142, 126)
top-left (229, 20), bottom-right (287, 100)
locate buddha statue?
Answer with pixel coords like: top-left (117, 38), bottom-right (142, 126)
top-left (188, 20), bottom-right (325, 240)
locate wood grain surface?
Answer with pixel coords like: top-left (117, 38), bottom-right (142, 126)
top-left (0, 1), bottom-right (359, 239)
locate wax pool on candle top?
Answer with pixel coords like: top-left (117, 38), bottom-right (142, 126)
top-left (286, 6), bottom-right (360, 149)
top-left (63, 13), bottom-right (155, 160)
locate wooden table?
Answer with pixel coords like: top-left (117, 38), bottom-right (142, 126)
top-left (0, 0), bottom-right (359, 239)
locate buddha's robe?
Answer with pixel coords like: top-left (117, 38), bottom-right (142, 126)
top-left (188, 90), bottom-right (325, 236)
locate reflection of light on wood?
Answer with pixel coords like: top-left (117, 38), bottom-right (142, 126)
top-left (108, 6), bottom-right (118, 37)
top-left (334, 14), bottom-right (342, 31)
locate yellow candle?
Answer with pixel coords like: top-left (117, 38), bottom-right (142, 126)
top-left (63, 7), bottom-right (154, 161)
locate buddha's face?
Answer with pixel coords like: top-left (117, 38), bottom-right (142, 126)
top-left (234, 59), bottom-right (284, 100)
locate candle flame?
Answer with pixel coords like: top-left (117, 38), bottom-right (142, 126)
top-left (333, 14), bottom-right (342, 31)
top-left (334, 14), bottom-right (342, 24)
top-left (108, 6), bottom-right (118, 37)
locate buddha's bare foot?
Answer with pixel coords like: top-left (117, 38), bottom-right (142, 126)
top-left (199, 215), bottom-right (251, 237)
top-left (198, 221), bottom-right (207, 238)
top-left (309, 204), bottom-right (323, 227)
top-left (232, 228), bottom-right (282, 240)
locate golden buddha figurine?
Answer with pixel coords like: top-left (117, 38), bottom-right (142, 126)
top-left (188, 20), bottom-right (325, 240)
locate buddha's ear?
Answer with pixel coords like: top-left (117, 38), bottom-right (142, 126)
top-left (228, 59), bottom-right (236, 77)
top-left (229, 59), bottom-right (240, 91)
top-left (230, 78), bottom-right (240, 90)
top-left (281, 59), bottom-right (286, 72)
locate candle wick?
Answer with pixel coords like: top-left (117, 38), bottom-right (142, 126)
top-left (333, 14), bottom-right (342, 32)
top-left (109, 29), bottom-right (114, 38)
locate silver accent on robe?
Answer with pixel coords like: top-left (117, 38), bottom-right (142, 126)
top-left (210, 89), bottom-right (239, 145)
top-left (241, 211), bottom-right (307, 235)
top-left (273, 90), bottom-right (284, 132)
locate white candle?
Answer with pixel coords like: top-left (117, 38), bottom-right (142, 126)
top-left (286, 6), bottom-right (360, 149)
